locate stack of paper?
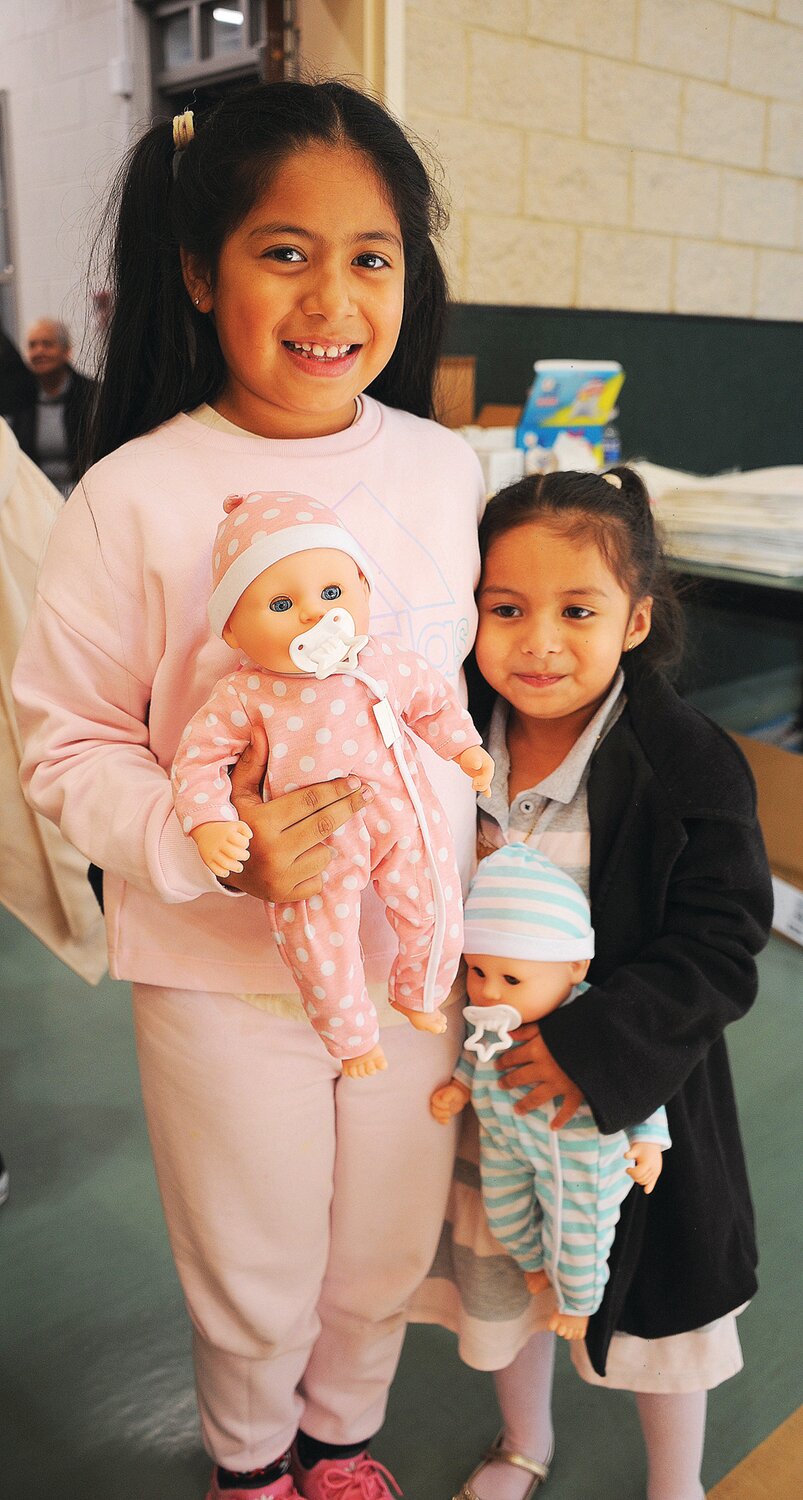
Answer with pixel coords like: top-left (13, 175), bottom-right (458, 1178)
top-left (635, 463), bottom-right (803, 577)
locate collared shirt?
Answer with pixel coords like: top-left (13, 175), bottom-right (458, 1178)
top-left (478, 669), bottom-right (626, 895)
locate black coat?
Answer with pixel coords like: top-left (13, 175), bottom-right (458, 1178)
top-left (10, 366), bottom-right (95, 488)
top-left (534, 657), bottom-right (773, 1374)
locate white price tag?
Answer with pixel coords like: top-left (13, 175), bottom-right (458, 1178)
top-left (372, 697), bottom-right (401, 748)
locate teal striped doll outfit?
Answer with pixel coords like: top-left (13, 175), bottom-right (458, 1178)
top-left (457, 845), bottom-right (670, 1319)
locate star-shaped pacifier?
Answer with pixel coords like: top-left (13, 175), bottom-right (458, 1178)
top-left (289, 607), bottom-right (369, 678)
top-left (463, 1002), bottom-right (523, 1062)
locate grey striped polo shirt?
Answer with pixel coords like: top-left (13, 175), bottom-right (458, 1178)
top-left (477, 670), bottom-right (626, 897)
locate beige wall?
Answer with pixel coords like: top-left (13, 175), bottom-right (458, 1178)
top-left (405, 0), bottom-right (803, 319)
top-left (0, 0), bottom-right (145, 360)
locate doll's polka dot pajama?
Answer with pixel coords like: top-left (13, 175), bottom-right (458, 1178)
top-left (172, 641), bottom-right (481, 1059)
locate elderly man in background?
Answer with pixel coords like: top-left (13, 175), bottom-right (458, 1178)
top-left (9, 317), bottom-right (95, 497)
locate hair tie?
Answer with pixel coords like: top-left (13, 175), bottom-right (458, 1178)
top-left (603, 472), bottom-right (622, 488)
top-left (172, 110), bottom-right (194, 150)
top-left (172, 110), bottom-right (194, 179)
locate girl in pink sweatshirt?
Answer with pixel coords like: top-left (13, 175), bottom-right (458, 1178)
top-left (13, 81), bottom-right (484, 1500)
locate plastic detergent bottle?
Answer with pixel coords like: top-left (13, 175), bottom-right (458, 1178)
top-left (603, 411), bottom-right (621, 465)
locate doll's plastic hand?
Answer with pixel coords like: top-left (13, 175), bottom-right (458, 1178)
top-left (496, 1021), bottom-right (584, 1127)
top-left (191, 820), bottom-right (253, 878)
top-left (548, 1310), bottom-right (589, 1342)
top-left (342, 1043), bottom-right (387, 1078)
top-left (525, 1269), bottom-right (550, 1296)
top-left (430, 1081), bottom-right (470, 1123)
top-left (624, 1141), bottom-right (664, 1194)
top-left (224, 724), bottom-right (374, 902)
top-left (456, 745), bottom-right (495, 796)
top-left (391, 1000), bottom-right (448, 1034)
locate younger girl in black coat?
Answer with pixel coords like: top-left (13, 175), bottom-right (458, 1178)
top-left (451, 467), bottom-right (772, 1500)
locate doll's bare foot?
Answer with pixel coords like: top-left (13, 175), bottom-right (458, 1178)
top-left (548, 1310), bottom-right (589, 1341)
top-left (391, 1001), bottom-right (448, 1034)
top-left (341, 1044), bottom-right (388, 1078)
top-left (525, 1269), bottom-right (550, 1296)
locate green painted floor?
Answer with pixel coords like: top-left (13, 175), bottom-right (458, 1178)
top-left (1, 904), bottom-right (801, 1498)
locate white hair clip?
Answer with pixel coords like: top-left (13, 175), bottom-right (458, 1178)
top-left (603, 472), bottom-right (622, 488)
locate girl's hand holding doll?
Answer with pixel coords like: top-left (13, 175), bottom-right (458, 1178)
top-left (496, 1021), bottom-right (585, 1129)
top-left (225, 723), bottom-right (374, 903)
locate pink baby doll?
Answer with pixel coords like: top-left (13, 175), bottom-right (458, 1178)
top-left (172, 491), bottom-right (493, 1077)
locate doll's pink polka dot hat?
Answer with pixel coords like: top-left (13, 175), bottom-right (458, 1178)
top-left (208, 491), bottom-right (374, 638)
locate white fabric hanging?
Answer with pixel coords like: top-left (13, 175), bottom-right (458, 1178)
top-left (0, 418), bottom-right (107, 982)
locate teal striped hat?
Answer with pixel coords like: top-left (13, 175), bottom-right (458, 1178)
top-left (463, 844), bottom-right (594, 961)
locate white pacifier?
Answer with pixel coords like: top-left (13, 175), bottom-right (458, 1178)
top-left (289, 607), bottom-right (369, 678)
top-left (463, 1002), bottom-right (523, 1062)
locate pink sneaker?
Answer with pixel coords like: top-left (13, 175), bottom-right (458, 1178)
top-left (206, 1469), bottom-right (305, 1500)
top-left (291, 1449), bottom-right (402, 1499)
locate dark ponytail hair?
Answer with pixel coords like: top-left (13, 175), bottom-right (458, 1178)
top-left (0, 327), bottom-right (38, 415)
top-left (86, 79), bottom-right (448, 467)
top-left (477, 465), bottom-right (685, 678)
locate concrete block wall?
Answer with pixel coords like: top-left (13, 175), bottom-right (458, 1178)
top-left (2, 2), bottom-right (799, 344)
top-left (406, 0), bottom-right (803, 319)
top-left (0, 0), bottom-right (128, 364)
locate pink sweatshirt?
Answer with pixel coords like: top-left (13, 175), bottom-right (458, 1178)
top-left (13, 398), bottom-right (484, 992)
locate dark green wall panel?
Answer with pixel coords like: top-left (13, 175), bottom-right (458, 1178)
top-left (444, 304), bottom-right (802, 474)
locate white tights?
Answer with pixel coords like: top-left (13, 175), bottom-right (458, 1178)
top-left (636, 1390), bottom-right (707, 1500)
top-left (469, 1335), bottom-right (707, 1500)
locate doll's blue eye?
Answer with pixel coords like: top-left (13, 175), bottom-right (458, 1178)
top-left (321, 585), bottom-right (342, 601)
top-left (270, 597), bottom-right (293, 612)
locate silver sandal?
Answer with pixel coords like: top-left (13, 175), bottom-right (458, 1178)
top-left (452, 1431), bottom-right (553, 1500)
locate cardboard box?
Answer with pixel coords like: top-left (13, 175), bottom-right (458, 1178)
top-left (733, 733), bottom-right (803, 947)
top-left (477, 403), bottom-right (522, 427)
top-left (434, 355), bottom-right (476, 428)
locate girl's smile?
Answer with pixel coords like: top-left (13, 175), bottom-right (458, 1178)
top-left (185, 143), bottom-right (405, 440)
top-left (282, 340), bottom-right (361, 376)
top-left (476, 521), bottom-right (652, 738)
top-left (515, 672), bottom-right (564, 688)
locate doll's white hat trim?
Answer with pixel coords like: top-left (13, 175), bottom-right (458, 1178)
top-left (208, 513), bottom-right (373, 638)
top-left (463, 844), bottom-right (595, 961)
top-left (205, 492), bottom-right (372, 639)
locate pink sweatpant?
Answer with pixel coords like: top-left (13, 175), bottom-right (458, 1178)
top-left (267, 802), bottom-right (463, 1059)
top-left (132, 985), bottom-right (462, 1471)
